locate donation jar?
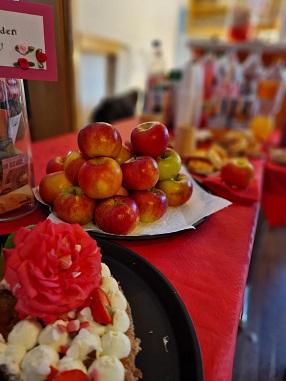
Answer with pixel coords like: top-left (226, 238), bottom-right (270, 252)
top-left (0, 78), bottom-right (36, 221)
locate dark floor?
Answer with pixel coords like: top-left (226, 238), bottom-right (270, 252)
top-left (232, 216), bottom-right (286, 381)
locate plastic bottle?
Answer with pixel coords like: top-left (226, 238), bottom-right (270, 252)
top-left (250, 63), bottom-right (285, 141)
top-left (143, 40), bottom-right (166, 116)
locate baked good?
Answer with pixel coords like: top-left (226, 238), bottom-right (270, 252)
top-left (270, 148), bottom-right (286, 166)
top-left (0, 184), bottom-right (34, 215)
top-left (0, 220), bottom-right (142, 381)
top-left (186, 146), bottom-right (228, 176)
top-left (217, 129), bottom-right (262, 157)
top-left (208, 144), bottom-right (228, 170)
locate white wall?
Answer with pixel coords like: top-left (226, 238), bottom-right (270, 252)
top-left (73, 0), bottom-right (187, 93)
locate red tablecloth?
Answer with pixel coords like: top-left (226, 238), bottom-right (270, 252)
top-left (262, 159), bottom-right (286, 226)
top-left (191, 159), bottom-right (263, 205)
top-left (0, 119), bottom-right (264, 381)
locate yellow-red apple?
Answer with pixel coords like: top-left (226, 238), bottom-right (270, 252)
top-left (78, 157), bottom-right (122, 199)
top-left (53, 186), bottom-right (95, 225)
top-left (46, 155), bottom-right (65, 174)
top-left (221, 158), bottom-right (254, 189)
top-left (131, 122), bottom-right (169, 157)
top-left (64, 151), bottom-right (86, 185)
top-left (94, 196), bottom-right (139, 235)
top-left (115, 145), bottom-right (132, 164)
top-left (121, 156), bottom-right (159, 190)
top-left (39, 171), bottom-right (72, 205)
top-left (77, 122), bottom-right (122, 159)
top-left (115, 185), bottom-right (129, 196)
top-left (157, 173), bottom-right (193, 207)
top-left (131, 189), bottom-right (167, 222)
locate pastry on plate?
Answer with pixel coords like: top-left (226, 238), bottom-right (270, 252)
top-left (217, 129), bottom-right (262, 157)
top-left (0, 220), bottom-right (142, 381)
top-left (186, 145), bottom-right (228, 176)
top-left (270, 148), bottom-right (286, 165)
top-left (208, 144), bottom-right (228, 170)
top-left (186, 150), bottom-right (215, 176)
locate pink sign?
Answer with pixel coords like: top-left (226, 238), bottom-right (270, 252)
top-left (0, 0), bottom-right (57, 81)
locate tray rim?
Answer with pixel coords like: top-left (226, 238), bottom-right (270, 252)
top-left (96, 237), bottom-right (204, 381)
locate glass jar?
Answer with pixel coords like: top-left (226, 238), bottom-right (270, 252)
top-left (250, 63), bottom-right (285, 141)
top-left (227, 1), bottom-right (252, 41)
top-left (249, 100), bottom-right (274, 141)
top-left (0, 78), bottom-right (36, 221)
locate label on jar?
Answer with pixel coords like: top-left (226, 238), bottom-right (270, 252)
top-left (0, 152), bottom-right (34, 215)
top-left (8, 112), bottom-right (22, 143)
top-left (0, 153), bottom-right (29, 195)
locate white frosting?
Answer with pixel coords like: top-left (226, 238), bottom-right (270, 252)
top-left (101, 331), bottom-right (131, 359)
top-left (101, 263), bottom-right (111, 277)
top-left (107, 309), bottom-right (130, 333)
top-left (38, 320), bottom-right (69, 351)
top-left (108, 290), bottom-right (127, 311)
top-left (0, 342), bottom-right (6, 354)
top-left (101, 277), bottom-right (119, 294)
top-left (0, 344), bottom-right (26, 374)
top-left (21, 345), bottom-right (59, 381)
top-left (86, 321), bottom-right (106, 337)
top-left (8, 320), bottom-right (42, 350)
top-left (78, 307), bottom-right (93, 322)
top-left (0, 279), bottom-right (10, 290)
top-left (58, 356), bottom-right (87, 373)
top-left (67, 310), bottom-right (76, 319)
top-left (4, 344), bottom-right (26, 364)
top-left (66, 329), bottom-right (102, 360)
top-left (88, 355), bottom-right (125, 381)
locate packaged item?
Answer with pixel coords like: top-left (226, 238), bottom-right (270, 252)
top-left (0, 79), bottom-right (36, 220)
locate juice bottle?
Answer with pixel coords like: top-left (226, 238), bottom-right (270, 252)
top-left (250, 62), bottom-right (285, 141)
top-left (249, 113), bottom-right (274, 141)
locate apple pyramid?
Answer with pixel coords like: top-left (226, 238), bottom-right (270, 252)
top-left (39, 122), bottom-right (193, 234)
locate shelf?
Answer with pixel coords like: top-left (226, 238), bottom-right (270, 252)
top-left (187, 39), bottom-right (286, 54)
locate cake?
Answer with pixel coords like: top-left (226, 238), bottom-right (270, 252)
top-left (0, 220), bottom-right (142, 381)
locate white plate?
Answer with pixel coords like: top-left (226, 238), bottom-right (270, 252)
top-left (34, 174), bottom-right (231, 237)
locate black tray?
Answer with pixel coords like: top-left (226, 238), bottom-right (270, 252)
top-left (97, 238), bottom-right (204, 381)
top-left (89, 216), bottom-right (207, 241)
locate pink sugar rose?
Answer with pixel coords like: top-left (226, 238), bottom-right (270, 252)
top-left (4, 220), bottom-right (102, 324)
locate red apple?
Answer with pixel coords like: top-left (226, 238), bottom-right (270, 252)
top-left (54, 186), bottom-right (95, 225)
top-left (46, 156), bottom-right (65, 174)
top-left (131, 122), bottom-right (169, 157)
top-left (78, 157), bottom-right (122, 199)
top-left (124, 140), bottom-right (134, 154)
top-left (77, 122), bottom-right (122, 159)
top-left (156, 148), bottom-right (182, 180)
top-left (64, 151), bottom-right (86, 185)
top-left (121, 156), bottom-right (159, 190)
top-left (131, 189), bottom-right (167, 223)
top-left (221, 158), bottom-right (254, 189)
top-left (115, 185), bottom-right (129, 196)
top-left (114, 145), bottom-right (132, 164)
top-left (157, 173), bottom-right (193, 207)
top-left (39, 171), bottom-right (73, 205)
top-left (94, 196), bottom-right (139, 235)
